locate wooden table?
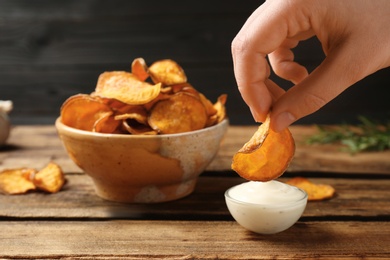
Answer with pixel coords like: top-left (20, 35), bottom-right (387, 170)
top-left (1, 125), bottom-right (389, 259)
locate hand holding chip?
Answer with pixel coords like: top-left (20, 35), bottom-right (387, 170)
top-left (232, 0), bottom-right (390, 132)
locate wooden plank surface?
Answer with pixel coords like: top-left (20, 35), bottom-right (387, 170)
top-left (1, 220), bottom-right (389, 259)
top-left (1, 175), bottom-right (389, 220)
top-left (2, 125), bottom-right (389, 175)
top-left (211, 125), bottom-right (390, 174)
top-left (289, 126), bottom-right (390, 174)
top-left (1, 125), bottom-right (390, 259)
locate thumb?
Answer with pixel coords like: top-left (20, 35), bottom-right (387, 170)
top-left (270, 43), bottom-right (371, 132)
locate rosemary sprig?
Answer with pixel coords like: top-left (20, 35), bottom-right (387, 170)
top-left (306, 116), bottom-right (390, 154)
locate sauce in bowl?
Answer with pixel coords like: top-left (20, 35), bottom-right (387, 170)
top-left (225, 180), bottom-right (307, 234)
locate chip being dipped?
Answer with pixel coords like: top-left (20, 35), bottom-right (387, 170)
top-left (231, 114), bottom-right (295, 182)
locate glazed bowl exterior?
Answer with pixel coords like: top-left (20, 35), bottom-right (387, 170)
top-left (0, 111), bottom-right (10, 146)
top-left (225, 181), bottom-right (307, 234)
top-left (56, 117), bottom-right (228, 203)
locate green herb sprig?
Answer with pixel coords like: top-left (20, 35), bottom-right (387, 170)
top-left (306, 116), bottom-right (390, 154)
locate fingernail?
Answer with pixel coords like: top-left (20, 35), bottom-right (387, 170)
top-left (250, 107), bottom-right (266, 123)
top-left (273, 112), bottom-right (295, 132)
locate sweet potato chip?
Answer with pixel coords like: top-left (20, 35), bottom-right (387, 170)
top-left (148, 92), bottom-right (208, 134)
top-left (33, 162), bottom-right (65, 193)
top-left (95, 71), bottom-right (161, 105)
top-left (142, 92), bottom-right (172, 112)
top-left (61, 94), bottom-right (113, 131)
top-left (231, 115), bottom-right (295, 182)
top-left (0, 163), bottom-right (66, 195)
top-left (199, 93), bottom-right (218, 117)
top-left (148, 59), bottom-right (187, 85)
top-left (214, 94), bottom-right (227, 123)
top-left (177, 84), bottom-right (200, 97)
top-left (98, 97), bottom-right (133, 113)
top-left (160, 86), bottom-right (173, 94)
top-left (115, 105), bottom-right (148, 125)
top-left (169, 83), bottom-right (186, 93)
top-left (122, 119), bottom-right (157, 135)
top-left (115, 105), bottom-right (155, 134)
top-left (205, 94), bottom-right (227, 127)
top-left (286, 177), bottom-right (336, 201)
top-left (131, 57), bottom-right (149, 81)
top-left (93, 112), bottom-right (120, 133)
top-left (0, 168), bottom-right (37, 195)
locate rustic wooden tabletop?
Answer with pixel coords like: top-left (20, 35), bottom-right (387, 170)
top-left (1, 125), bottom-right (389, 259)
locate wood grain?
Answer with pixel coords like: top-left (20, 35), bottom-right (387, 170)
top-left (1, 220), bottom-right (389, 259)
top-left (211, 125), bottom-right (390, 174)
top-left (1, 175), bottom-right (389, 220)
top-left (1, 125), bottom-right (390, 259)
top-left (2, 125), bottom-right (390, 175)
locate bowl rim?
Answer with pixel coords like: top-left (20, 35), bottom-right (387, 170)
top-left (224, 180), bottom-right (308, 208)
top-left (55, 117), bottom-right (229, 139)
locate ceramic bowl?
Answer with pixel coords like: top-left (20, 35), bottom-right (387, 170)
top-left (225, 180), bottom-right (307, 234)
top-left (0, 100), bottom-right (12, 146)
top-left (56, 117), bottom-right (228, 203)
top-left (0, 111), bottom-right (10, 146)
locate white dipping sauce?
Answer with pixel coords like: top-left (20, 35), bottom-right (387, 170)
top-left (228, 181), bottom-right (306, 205)
top-left (225, 180), bottom-right (307, 234)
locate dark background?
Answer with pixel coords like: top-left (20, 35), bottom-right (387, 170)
top-left (0, 0), bottom-right (389, 125)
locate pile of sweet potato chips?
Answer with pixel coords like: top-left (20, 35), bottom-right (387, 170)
top-left (0, 162), bottom-right (65, 195)
top-left (61, 58), bottom-right (227, 135)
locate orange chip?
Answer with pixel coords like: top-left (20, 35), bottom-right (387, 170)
top-left (115, 106), bottom-right (155, 135)
top-left (98, 97), bottom-right (133, 113)
top-left (131, 57), bottom-right (149, 81)
top-left (160, 86), bottom-right (173, 94)
top-left (60, 94), bottom-right (113, 131)
top-left (93, 112), bottom-right (120, 133)
top-left (33, 162), bottom-right (65, 193)
top-left (175, 84), bottom-right (200, 98)
top-left (143, 92), bottom-right (172, 111)
top-left (199, 93), bottom-right (217, 118)
top-left (169, 83), bottom-right (192, 93)
top-left (286, 177), bottom-right (336, 201)
top-left (95, 71), bottom-right (161, 105)
top-left (148, 92), bottom-right (208, 134)
top-left (0, 168), bottom-right (37, 195)
top-left (204, 94), bottom-right (226, 127)
top-left (115, 105), bottom-right (148, 125)
top-left (148, 59), bottom-right (187, 85)
top-left (122, 119), bottom-right (157, 135)
top-left (213, 94), bottom-right (227, 124)
top-left (231, 114), bottom-right (295, 182)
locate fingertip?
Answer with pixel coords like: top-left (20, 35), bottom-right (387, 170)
top-left (271, 111), bottom-right (296, 132)
top-left (250, 107), bottom-right (267, 123)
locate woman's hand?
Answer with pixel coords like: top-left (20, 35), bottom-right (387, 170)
top-left (232, 0), bottom-right (390, 132)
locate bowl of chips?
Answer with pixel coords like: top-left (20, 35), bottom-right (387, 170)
top-left (56, 58), bottom-right (228, 203)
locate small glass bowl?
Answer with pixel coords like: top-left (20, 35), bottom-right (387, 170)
top-left (225, 180), bottom-right (308, 234)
